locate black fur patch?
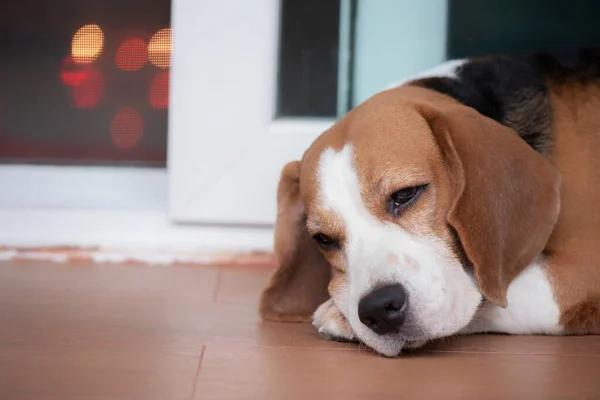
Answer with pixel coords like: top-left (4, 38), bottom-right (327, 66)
top-left (411, 48), bottom-right (600, 155)
top-left (412, 57), bottom-right (551, 154)
top-left (534, 47), bottom-right (600, 84)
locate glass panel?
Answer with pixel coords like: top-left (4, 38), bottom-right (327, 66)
top-left (447, 0), bottom-right (600, 58)
top-left (277, 0), bottom-right (341, 118)
top-left (0, 0), bottom-right (171, 166)
top-left (351, 0), bottom-right (447, 107)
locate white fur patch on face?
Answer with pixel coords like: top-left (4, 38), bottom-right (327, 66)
top-left (386, 59), bottom-right (467, 89)
top-left (462, 259), bottom-right (562, 335)
top-left (315, 145), bottom-right (481, 357)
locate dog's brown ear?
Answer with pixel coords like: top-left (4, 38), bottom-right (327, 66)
top-left (260, 161), bottom-right (331, 322)
top-left (423, 102), bottom-right (561, 307)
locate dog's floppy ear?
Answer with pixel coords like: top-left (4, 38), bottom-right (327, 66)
top-left (422, 102), bottom-right (561, 307)
top-left (260, 161), bottom-right (331, 322)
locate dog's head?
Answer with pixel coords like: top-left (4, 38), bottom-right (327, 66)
top-left (260, 85), bottom-right (561, 356)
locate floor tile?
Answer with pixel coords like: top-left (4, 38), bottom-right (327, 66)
top-left (214, 266), bottom-right (273, 303)
top-left (1, 261), bottom-right (600, 399)
top-left (194, 344), bottom-right (600, 400)
top-left (0, 345), bottom-right (201, 400)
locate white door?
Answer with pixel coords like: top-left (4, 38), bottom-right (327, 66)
top-left (168, 0), bottom-right (449, 225)
top-left (169, 0), bottom-right (332, 225)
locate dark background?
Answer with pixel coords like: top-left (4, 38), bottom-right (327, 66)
top-left (0, 0), bottom-right (171, 166)
top-left (447, 0), bottom-right (600, 58)
top-left (277, 0), bottom-right (340, 118)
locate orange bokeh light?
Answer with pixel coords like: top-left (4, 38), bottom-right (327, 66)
top-left (149, 71), bottom-right (169, 109)
top-left (148, 28), bottom-right (172, 68)
top-left (71, 67), bottom-right (104, 108)
top-left (111, 107), bottom-right (144, 149)
top-left (72, 24), bottom-right (104, 64)
top-left (116, 38), bottom-right (148, 71)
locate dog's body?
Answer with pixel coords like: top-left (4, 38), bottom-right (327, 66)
top-left (260, 48), bottom-right (600, 356)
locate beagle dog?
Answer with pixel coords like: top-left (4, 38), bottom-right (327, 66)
top-left (260, 48), bottom-right (600, 357)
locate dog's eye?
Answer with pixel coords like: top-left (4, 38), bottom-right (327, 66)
top-left (388, 185), bottom-right (427, 216)
top-left (312, 233), bottom-right (338, 250)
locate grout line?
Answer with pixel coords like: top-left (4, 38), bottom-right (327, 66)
top-left (190, 345), bottom-right (207, 400)
top-left (212, 267), bottom-right (223, 303)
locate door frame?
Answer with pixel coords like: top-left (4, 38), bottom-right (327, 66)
top-left (168, 0), bottom-right (334, 225)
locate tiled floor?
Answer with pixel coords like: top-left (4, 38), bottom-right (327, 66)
top-left (1, 262), bottom-right (599, 399)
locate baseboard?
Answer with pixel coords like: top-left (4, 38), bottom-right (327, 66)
top-left (0, 246), bottom-right (276, 267)
top-left (0, 208), bottom-right (275, 265)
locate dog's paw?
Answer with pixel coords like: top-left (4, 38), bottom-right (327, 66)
top-left (312, 299), bottom-right (357, 342)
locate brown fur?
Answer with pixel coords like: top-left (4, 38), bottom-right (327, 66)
top-left (543, 81), bottom-right (600, 333)
top-left (561, 300), bottom-right (600, 334)
top-left (259, 161), bottom-right (330, 322)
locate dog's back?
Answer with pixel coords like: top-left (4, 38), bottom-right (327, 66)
top-left (543, 53), bottom-right (600, 332)
top-left (411, 49), bottom-right (600, 332)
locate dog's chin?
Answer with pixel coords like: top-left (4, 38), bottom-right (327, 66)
top-left (366, 339), bottom-right (406, 357)
top-left (360, 335), bottom-right (430, 357)
top-left (350, 320), bottom-right (426, 357)
top-left (353, 330), bottom-right (407, 357)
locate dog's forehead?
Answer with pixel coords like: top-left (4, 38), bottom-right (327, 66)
top-left (299, 91), bottom-right (438, 208)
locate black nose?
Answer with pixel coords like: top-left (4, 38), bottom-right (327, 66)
top-left (358, 284), bottom-right (407, 335)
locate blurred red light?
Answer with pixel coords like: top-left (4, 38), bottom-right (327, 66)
top-left (111, 107), bottom-right (144, 149)
top-left (71, 67), bottom-right (104, 108)
top-left (116, 38), bottom-right (148, 71)
top-left (149, 71), bottom-right (169, 109)
top-left (60, 56), bottom-right (89, 86)
top-left (62, 70), bottom-right (89, 86)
